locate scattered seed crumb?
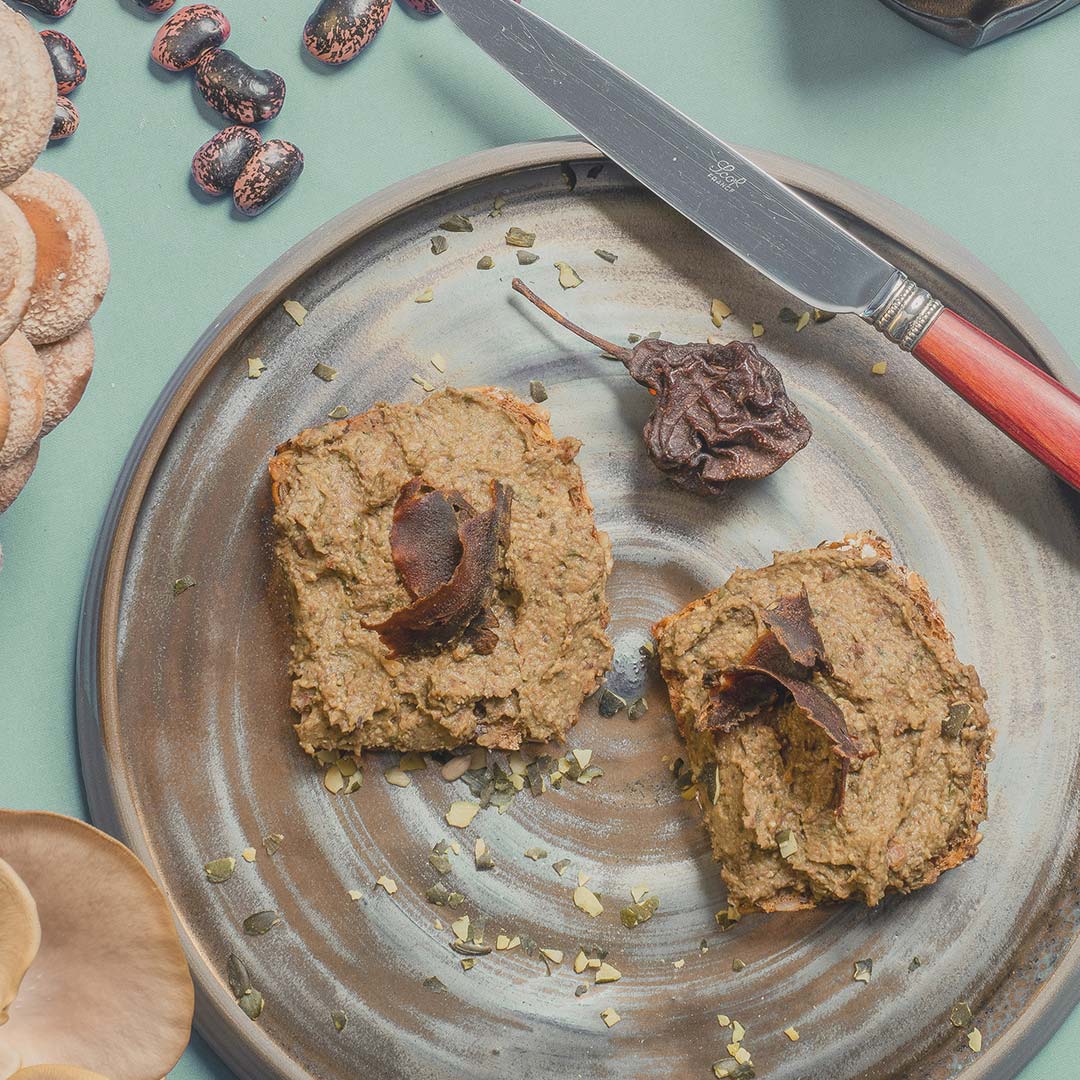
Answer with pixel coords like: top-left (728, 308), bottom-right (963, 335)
top-left (423, 976), bottom-right (447, 992)
top-left (524, 847), bottom-right (548, 861)
top-left (573, 950), bottom-right (588, 973)
top-left (555, 261), bottom-right (583, 289)
top-left (430, 235), bottom-right (448, 255)
top-left (577, 871), bottom-right (591, 887)
top-left (784, 1027), bottom-right (799, 1042)
top-left (430, 353), bottom-right (447, 373)
top-left (600, 1008), bottom-right (621, 1028)
top-left (283, 299), bottom-right (307, 325)
top-left (312, 362), bottom-right (337, 382)
top-left (491, 196), bottom-right (506, 217)
top-left (630, 884), bottom-right (649, 903)
top-left (477, 256), bottom-right (494, 270)
top-left (461, 957), bottom-right (475, 971)
top-left (795, 311), bottom-right (812, 332)
top-left (323, 765), bottom-right (345, 794)
top-left (540, 948), bottom-right (564, 965)
top-left (506, 227), bottom-right (536, 248)
top-left (711, 299), bottom-right (732, 326)
top-left (375, 875), bottom-right (398, 895)
top-left (574, 886), bottom-right (604, 917)
top-left (595, 962), bottom-right (621, 983)
top-left (627, 696), bottom-right (648, 721)
top-left (731, 1021), bottom-right (745, 1043)
top-left (717, 1014), bottom-right (730, 1027)
top-left (411, 374), bottom-right (436, 392)
top-left (451, 914), bottom-right (470, 940)
top-left (331, 1009), bottom-right (348, 1033)
top-left (348, 889), bottom-right (362, 901)
top-left (446, 801), bottom-right (480, 828)
top-left (528, 379), bottom-right (548, 403)
top-left (853, 958), bottom-right (873, 983)
top-left (246, 357), bottom-right (266, 379)
top-left (872, 360), bottom-right (888, 375)
top-left (968, 1028), bottom-right (982, 1052)
top-left (204, 857), bottom-right (235, 883)
top-left (438, 213), bottom-right (472, 233)
top-left (384, 766), bottom-right (411, 788)
top-left (731, 958), bottom-right (746, 972)
top-left (241, 847), bottom-right (257, 863)
top-left (752, 322), bottom-right (765, 338)
top-left (263, 833), bottom-right (283, 856)
top-left (327, 405), bottom-right (349, 419)
top-left (595, 249), bottom-right (617, 263)
top-left (517, 250), bottom-right (540, 265)
top-left (552, 858), bottom-right (572, 876)
top-left (575, 983), bottom-right (588, 997)
top-left (433, 918), bottom-right (444, 930)
top-left (672, 959), bottom-right (685, 970)
top-left (415, 288), bottom-right (434, 303)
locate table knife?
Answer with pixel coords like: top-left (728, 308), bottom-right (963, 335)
top-left (437, 0), bottom-right (1080, 489)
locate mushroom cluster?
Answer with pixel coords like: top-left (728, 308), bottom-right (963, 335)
top-left (0, 810), bottom-right (194, 1079)
top-left (0, 4), bottom-right (110, 523)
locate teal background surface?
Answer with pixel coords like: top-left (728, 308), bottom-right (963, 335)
top-left (1, 0), bottom-right (1077, 1076)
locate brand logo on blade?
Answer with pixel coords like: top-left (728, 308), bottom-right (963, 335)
top-left (708, 158), bottom-right (748, 192)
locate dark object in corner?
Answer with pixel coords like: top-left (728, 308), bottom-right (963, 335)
top-left (878, 0), bottom-right (1080, 47)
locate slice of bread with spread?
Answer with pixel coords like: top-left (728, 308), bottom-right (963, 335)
top-left (270, 386), bottom-right (613, 757)
top-left (654, 533), bottom-right (992, 913)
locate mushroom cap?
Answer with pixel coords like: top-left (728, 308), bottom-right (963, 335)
top-left (0, 857), bottom-right (40, 1028)
top-left (10, 1069), bottom-right (109, 1080)
top-left (0, 7), bottom-right (55, 188)
top-left (36, 323), bottom-right (92, 436)
top-left (0, 811), bottom-right (194, 1080)
top-left (0, 191), bottom-right (36, 346)
top-left (0, 332), bottom-right (44, 469)
top-left (3, 171), bottom-right (109, 346)
top-left (0, 440), bottom-right (39, 514)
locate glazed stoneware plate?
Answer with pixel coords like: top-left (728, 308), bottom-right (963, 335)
top-left (77, 139), bottom-right (1080, 1080)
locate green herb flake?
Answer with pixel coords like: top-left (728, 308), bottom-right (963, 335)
top-left (204, 857), bottom-right (236, 884)
top-left (476, 255), bottom-right (495, 270)
top-left (447, 891), bottom-right (466, 909)
top-left (429, 849), bottom-right (452, 875)
top-left (776, 828), bottom-right (798, 859)
top-left (598, 688), bottom-right (626, 717)
top-left (238, 988), bottom-right (264, 1020)
top-left (620, 895), bottom-right (660, 928)
top-left (594, 249), bottom-right (618, 264)
top-left (312, 362), bottom-right (337, 382)
top-left (331, 1009), bottom-right (348, 1032)
top-left (227, 954), bottom-right (251, 998)
top-left (555, 262), bottom-right (583, 289)
top-left (950, 1002), bottom-right (974, 1029)
top-left (529, 379), bottom-right (548, 403)
top-left (283, 299), bottom-right (307, 326)
top-left (327, 405), bottom-right (349, 420)
top-left (439, 213), bottom-right (473, 233)
top-left (243, 910), bottom-right (282, 936)
top-left (430, 235), bottom-right (448, 255)
top-left (425, 882), bottom-right (451, 906)
top-left (173, 575), bottom-right (196, 597)
top-left (517, 250), bottom-right (540, 265)
top-left (627, 696), bottom-right (648, 722)
top-left (909, 955), bottom-right (923, 971)
top-left (506, 227), bottom-right (536, 248)
top-left (853, 958), bottom-right (873, 983)
top-left (731, 958), bottom-right (747, 972)
top-left (943, 702), bottom-right (972, 738)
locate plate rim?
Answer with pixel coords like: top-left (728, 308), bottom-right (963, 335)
top-left (75, 136), bottom-right (1079, 1080)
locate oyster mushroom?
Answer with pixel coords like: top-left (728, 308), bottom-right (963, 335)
top-left (0, 810), bottom-right (194, 1079)
top-left (0, 189), bottom-right (37, 346)
top-left (0, 6), bottom-right (55, 187)
top-left (3, 171), bottom-right (109, 346)
top-left (36, 323), bottom-right (92, 436)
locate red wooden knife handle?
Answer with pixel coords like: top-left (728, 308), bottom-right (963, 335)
top-left (910, 308), bottom-right (1080, 489)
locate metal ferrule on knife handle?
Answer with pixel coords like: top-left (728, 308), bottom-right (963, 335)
top-left (864, 274), bottom-right (944, 351)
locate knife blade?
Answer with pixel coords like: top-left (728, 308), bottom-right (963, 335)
top-left (437, 0), bottom-right (1080, 490)
top-left (437, 0), bottom-right (901, 317)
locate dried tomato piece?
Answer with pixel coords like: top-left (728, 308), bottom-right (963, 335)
top-left (367, 480), bottom-right (512, 657)
top-left (702, 588), bottom-right (870, 811)
top-left (511, 279), bottom-right (811, 493)
top-left (390, 477), bottom-right (473, 599)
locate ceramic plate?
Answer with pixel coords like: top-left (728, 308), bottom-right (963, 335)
top-left (77, 139), bottom-right (1080, 1080)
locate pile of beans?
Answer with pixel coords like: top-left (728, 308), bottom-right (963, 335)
top-left (148, 4), bottom-right (302, 217)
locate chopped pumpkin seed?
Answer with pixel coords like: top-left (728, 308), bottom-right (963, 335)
top-left (446, 801), bottom-right (480, 828)
top-left (853, 958), bottom-right (873, 983)
top-left (173, 576), bottom-right (196, 596)
top-left (872, 360), bottom-right (888, 375)
top-left (595, 962), bottom-right (621, 983)
top-left (968, 1028), bottom-right (982, 1052)
top-left (204, 857), bottom-right (236, 884)
top-left (752, 322), bottom-right (765, 338)
top-left (384, 766), bottom-right (411, 788)
top-left (439, 214), bottom-right (473, 233)
top-left (247, 357), bottom-right (266, 379)
top-left (555, 262), bottom-right (583, 289)
top-left (595, 249), bottom-right (618, 264)
top-left (477, 256), bottom-right (494, 270)
top-left (600, 1008), bottom-right (621, 1028)
top-left (711, 299), bottom-right (732, 326)
top-left (312, 362), bottom-right (337, 382)
top-left (415, 288), bottom-right (434, 303)
top-left (283, 299), bottom-right (307, 325)
top-left (376, 875), bottom-right (398, 895)
top-left (784, 1026), bottom-right (799, 1042)
top-left (241, 847), bottom-right (257, 863)
top-left (574, 886), bottom-right (604, 917)
top-left (506, 227), bottom-right (536, 248)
